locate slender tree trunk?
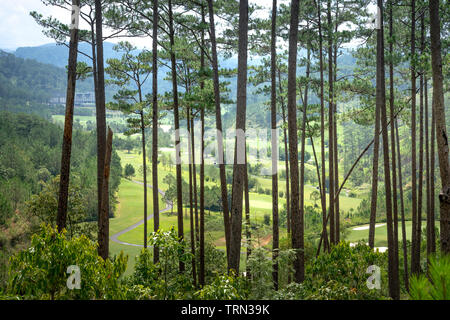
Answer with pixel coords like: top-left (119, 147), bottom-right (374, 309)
top-left (207, 0), bottom-right (231, 264)
top-left (98, 127), bottom-right (113, 260)
top-left (327, 0), bottom-right (335, 246)
top-left (199, 93), bottom-right (205, 286)
top-left (191, 115), bottom-right (199, 243)
top-left (270, 0), bottom-right (279, 291)
top-left (377, 0), bottom-right (399, 299)
top-left (229, 0), bottom-right (248, 274)
top-left (417, 13), bottom-right (425, 268)
top-left (425, 74), bottom-right (432, 259)
top-left (416, 11), bottom-right (426, 270)
top-left (168, 0), bottom-right (184, 272)
top-left (396, 119), bottom-right (409, 291)
top-left (287, 0), bottom-right (303, 283)
top-left (298, 38), bottom-right (310, 284)
top-left (95, 0), bottom-right (108, 257)
top-left (95, 1), bottom-right (106, 230)
top-left (89, 22), bottom-right (99, 137)
top-left (316, 0), bottom-right (329, 253)
top-left (187, 109), bottom-right (197, 287)
top-left (429, 0), bottom-right (450, 254)
top-left (199, 4), bottom-right (206, 286)
top-left (430, 76), bottom-right (436, 255)
top-left (368, 87), bottom-right (381, 249)
top-left (152, 0), bottom-right (160, 264)
top-left (410, 0), bottom-right (419, 275)
top-left (140, 110), bottom-right (148, 248)
top-left (333, 9), bottom-right (339, 243)
top-left (244, 148), bottom-right (251, 279)
top-left (388, 0), bottom-right (399, 275)
top-left (278, 71), bottom-right (291, 236)
top-left (56, 0), bottom-right (80, 232)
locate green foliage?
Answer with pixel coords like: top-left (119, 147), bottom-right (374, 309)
top-left (126, 229), bottom-right (194, 300)
top-left (263, 213), bottom-right (271, 226)
top-left (124, 163), bottom-right (135, 179)
top-left (194, 271), bottom-right (247, 300)
top-left (306, 242), bottom-right (388, 299)
top-left (247, 248), bottom-right (273, 299)
top-left (7, 224), bottom-right (128, 300)
top-left (409, 255), bottom-right (450, 300)
top-left (25, 176), bottom-right (96, 241)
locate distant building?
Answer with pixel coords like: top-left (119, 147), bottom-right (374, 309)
top-left (50, 92), bottom-right (95, 106)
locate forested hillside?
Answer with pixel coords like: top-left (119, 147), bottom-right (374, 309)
top-left (0, 111), bottom-right (122, 287)
top-left (0, 50), bottom-right (93, 117)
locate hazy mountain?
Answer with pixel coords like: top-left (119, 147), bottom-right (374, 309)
top-left (14, 42), bottom-right (121, 69)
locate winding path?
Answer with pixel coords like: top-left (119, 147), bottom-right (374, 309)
top-left (110, 180), bottom-right (173, 247)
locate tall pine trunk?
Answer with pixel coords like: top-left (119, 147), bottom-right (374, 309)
top-left (95, 0), bottom-right (109, 258)
top-left (429, 0), bottom-right (450, 254)
top-left (98, 128), bottom-right (113, 260)
top-left (168, 0), bottom-right (184, 272)
top-left (278, 70), bottom-right (291, 236)
top-left (199, 4), bottom-right (206, 286)
top-left (270, 0), bottom-right (279, 291)
top-left (187, 109), bottom-right (197, 287)
top-left (244, 149), bottom-right (251, 279)
top-left (229, 0), bottom-right (248, 274)
top-left (140, 109), bottom-right (148, 248)
top-left (410, 0), bottom-right (419, 275)
top-left (207, 0), bottom-right (231, 264)
top-left (327, 0), bottom-right (335, 245)
top-left (396, 120), bottom-right (409, 291)
top-left (287, 0), bottom-right (303, 283)
top-left (332, 7), bottom-right (339, 242)
top-left (316, 0), bottom-right (329, 252)
top-left (388, 0), bottom-right (399, 275)
top-left (152, 0), bottom-right (160, 264)
top-left (429, 75), bottom-right (437, 255)
top-left (57, 0), bottom-right (80, 232)
top-left (377, 0), bottom-right (399, 299)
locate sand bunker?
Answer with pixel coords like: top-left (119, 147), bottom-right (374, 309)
top-left (352, 223), bottom-right (386, 231)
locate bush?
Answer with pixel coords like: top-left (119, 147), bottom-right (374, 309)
top-left (7, 224), bottom-right (128, 300)
top-left (306, 241), bottom-right (389, 299)
top-left (247, 248), bottom-right (272, 299)
top-left (124, 164), bottom-right (135, 179)
top-left (126, 228), bottom-right (195, 300)
top-left (409, 255), bottom-right (450, 300)
top-left (263, 214), bottom-right (271, 226)
top-left (194, 271), bottom-right (247, 300)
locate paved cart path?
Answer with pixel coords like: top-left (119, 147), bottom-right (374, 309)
top-left (110, 180), bottom-right (172, 247)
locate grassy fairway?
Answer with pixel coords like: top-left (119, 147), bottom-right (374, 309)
top-left (345, 220), bottom-right (440, 247)
top-left (256, 176), bottom-right (362, 213)
top-left (111, 148), bottom-right (366, 275)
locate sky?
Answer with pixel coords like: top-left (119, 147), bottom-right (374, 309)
top-left (0, 0), bottom-right (372, 51)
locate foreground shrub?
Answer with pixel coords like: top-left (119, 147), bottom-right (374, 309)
top-left (273, 241), bottom-right (389, 300)
top-left (410, 255), bottom-right (450, 300)
top-left (126, 228), bottom-right (195, 300)
top-left (307, 241), bottom-right (388, 299)
top-left (7, 224), bottom-right (127, 300)
top-left (194, 271), bottom-right (247, 300)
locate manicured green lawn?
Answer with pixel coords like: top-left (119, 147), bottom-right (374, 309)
top-left (345, 220), bottom-right (440, 247)
top-left (110, 148), bottom-right (366, 275)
